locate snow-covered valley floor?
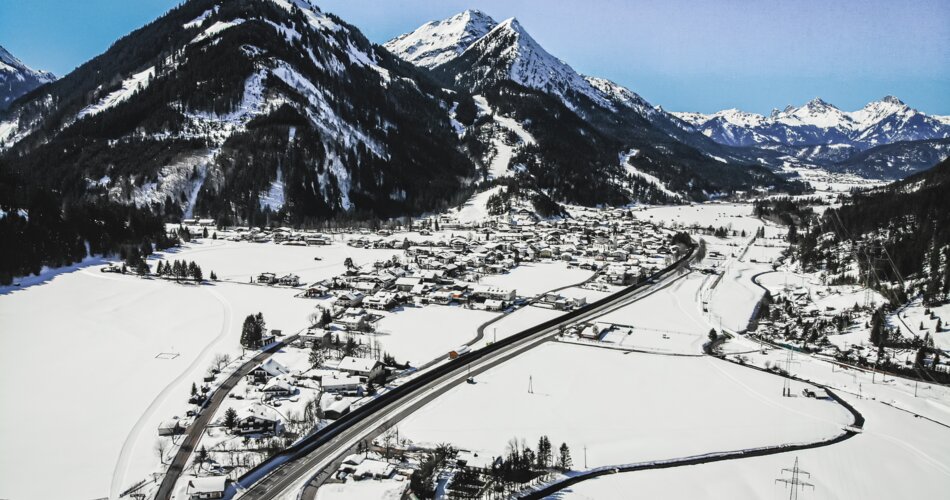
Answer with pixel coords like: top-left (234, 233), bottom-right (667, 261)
top-left (398, 342), bottom-right (852, 469)
top-left (0, 241), bottom-right (600, 499)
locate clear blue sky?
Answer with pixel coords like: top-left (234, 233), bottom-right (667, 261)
top-left (1, 0), bottom-right (947, 114)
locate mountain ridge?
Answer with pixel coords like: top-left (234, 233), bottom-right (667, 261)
top-left (0, 45), bottom-right (56, 111)
top-left (388, 10), bottom-right (799, 201)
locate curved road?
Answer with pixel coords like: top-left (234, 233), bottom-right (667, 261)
top-left (155, 335), bottom-right (297, 500)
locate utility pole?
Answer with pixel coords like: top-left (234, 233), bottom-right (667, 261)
top-left (583, 445), bottom-right (587, 469)
top-left (775, 457), bottom-right (814, 500)
top-left (528, 375), bottom-right (534, 394)
top-left (782, 350), bottom-right (800, 397)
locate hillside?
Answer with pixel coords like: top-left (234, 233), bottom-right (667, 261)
top-left (797, 157), bottom-right (950, 303)
top-left (0, 0), bottom-right (475, 226)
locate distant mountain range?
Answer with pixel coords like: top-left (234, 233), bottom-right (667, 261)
top-left (674, 97), bottom-right (950, 178)
top-left (0, 45), bottom-right (55, 110)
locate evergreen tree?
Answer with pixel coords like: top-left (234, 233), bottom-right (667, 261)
top-left (255, 312), bottom-right (266, 336)
top-left (135, 260), bottom-right (150, 276)
top-left (190, 261), bottom-right (203, 282)
top-left (537, 435), bottom-right (552, 469)
top-left (241, 314), bottom-right (263, 348)
top-left (224, 407), bottom-right (238, 430)
top-left (308, 343), bottom-right (324, 368)
top-left (191, 382), bottom-right (197, 396)
top-left (558, 443), bottom-right (573, 471)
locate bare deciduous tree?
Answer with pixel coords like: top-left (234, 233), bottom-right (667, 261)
top-left (155, 439), bottom-right (169, 464)
top-left (212, 353), bottom-right (231, 372)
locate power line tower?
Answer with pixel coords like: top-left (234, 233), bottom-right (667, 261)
top-left (775, 457), bottom-right (814, 500)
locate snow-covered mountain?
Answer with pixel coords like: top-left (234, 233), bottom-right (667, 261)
top-left (675, 96), bottom-right (950, 150)
top-left (432, 17), bottom-right (614, 110)
top-left (0, 45), bottom-right (55, 110)
top-left (383, 10), bottom-right (497, 69)
top-left (387, 11), bottom-right (793, 201)
top-left (0, 0), bottom-right (474, 223)
top-left (674, 97), bottom-right (950, 177)
top-left (388, 11), bottom-right (690, 128)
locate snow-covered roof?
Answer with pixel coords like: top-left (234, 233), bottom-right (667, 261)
top-left (187, 475), bottom-right (228, 493)
top-left (236, 404), bottom-right (279, 423)
top-left (257, 358), bottom-right (290, 377)
top-left (338, 356), bottom-right (382, 374)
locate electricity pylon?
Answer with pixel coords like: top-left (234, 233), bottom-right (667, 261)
top-left (775, 457), bottom-right (814, 500)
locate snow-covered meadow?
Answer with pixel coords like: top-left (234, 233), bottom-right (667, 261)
top-left (397, 342), bottom-right (851, 469)
top-left (0, 264), bottom-right (316, 499)
top-left (373, 305), bottom-right (498, 366)
top-left (561, 348), bottom-right (950, 500)
top-left (161, 238), bottom-right (401, 284)
top-left (0, 237), bottom-right (595, 499)
top-left (558, 393), bottom-right (950, 500)
top-left (477, 261), bottom-right (593, 297)
top-left (0, 237), bottom-right (408, 499)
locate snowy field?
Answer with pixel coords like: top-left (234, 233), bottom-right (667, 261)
top-left (706, 257), bottom-right (773, 332)
top-left (635, 202), bottom-right (764, 236)
top-left (398, 342), bottom-right (851, 469)
top-left (469, 305), bottom-right (565, 350)
top-left (0, 265), bottom-right (317, 499)
top-left (889, 298), bottom-right (950, 350)
top-left (315, 477), bottom-right (407, 500)
top-left (477, 261), bottom-right (594, 297)
top-left (596, 271), bottom-right (712, 354)
top-left (722, 337), bottom-right (950, 424)
top-left (558, 384), bottom-right (950, 500)
top-left (164, 239), bottom-right (401, 284)
top-left (373, 305), bottom-right (499, 366)
top-left (453, 186), bottom-right (503, 223)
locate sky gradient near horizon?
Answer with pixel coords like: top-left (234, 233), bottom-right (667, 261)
top-left (1, 0), bottom-right (947, 114)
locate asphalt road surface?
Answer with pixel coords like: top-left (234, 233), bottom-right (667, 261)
top-left (156, 336), bottom-right (297, 500)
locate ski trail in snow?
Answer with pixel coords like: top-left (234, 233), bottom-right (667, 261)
top-left (703, 356), bottom-right (849, 431)
top-left (108, 279), bottom-right (234, 498)
top-left (870, 428), bottom-right (950, 476)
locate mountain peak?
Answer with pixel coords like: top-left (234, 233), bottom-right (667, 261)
top-left (496, 17), bottom-right (522, 31)
top-left (880, 95), bottom-right (905, 106)
top-left (0, 45), bottom-right (56, 110)
top-left (460, 15), bottom-right (613, 110)
top-left (0, 45), bottom-right (55, 81)
top-left (805, 97), bottom-right (837, 109)
top-left (384, 10), bottom-right (498, 68)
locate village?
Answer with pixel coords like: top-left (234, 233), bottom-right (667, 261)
top-left (150, 206), bottom-right (684, 499)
